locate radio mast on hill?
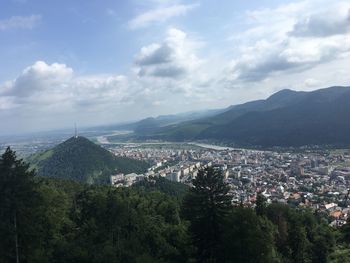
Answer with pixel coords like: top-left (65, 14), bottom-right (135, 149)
top-left (74, 122), bottom-right (78, 138)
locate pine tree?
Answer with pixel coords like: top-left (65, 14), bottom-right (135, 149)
top-left (255, 192), bottom-right (267, 216)
top-left (0, 147), bottom-right (40, 262)
top-left (288, 222), bottom-right (310, 263)
top-left (223, 207), bottom-right (278, 263)
top-left (182, 167), bottom-right (231, 262)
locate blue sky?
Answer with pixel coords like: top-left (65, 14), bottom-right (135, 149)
top-left (1, 0), bottom-right (350, 134)
top-left (0, 0), bottom-right (286, 80)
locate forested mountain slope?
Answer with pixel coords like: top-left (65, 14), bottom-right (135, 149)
top-left (28, 136), bottom-right (149, 183)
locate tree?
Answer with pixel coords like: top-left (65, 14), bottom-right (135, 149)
top-left (288, 222), bottom-right (310, 263)
top-left (311, 224), bottom-right (335, 263)
top-left (255, 192), bottom-right (267, 216)
top-left (266, 203), bottom-right (294, 260)
top-left (0, 147), bottom-right (40, 262)
top-left (341, 217), bottom-right (350, 243)
top-left (223, 207), bottom-right (278, 263)
top-left (182, 167), bottom-right (231, 262)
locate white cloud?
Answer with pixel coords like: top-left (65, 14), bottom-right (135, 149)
top-left (227, 0), bottom-right (350, 83)
top-left (304, 78), bottom-right (320, 88)
top-left (0, 96), bottom-right (18, 110)
top-left (290, 6), bottom-right (350, 37)
top-left (135, 28), bottom-right (202, 79)
top-left (0, 15), bottom-right (41, 31)
top-left (131, 27), bottom-right (228, 110)
top-left (128, 3), bottom-right (198, 29)
top-left (1, 61), bottom-right (73, 97)
top-left (0, 61), bottom-right (134, 116)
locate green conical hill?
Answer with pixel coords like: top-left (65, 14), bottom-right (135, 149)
top-left (28, 136), bottom-right (149, 184)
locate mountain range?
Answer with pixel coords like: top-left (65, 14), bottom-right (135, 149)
top-left (95, 108), bottom-right (224, 133)
top-left (117, 86), bottom-right (350, 148)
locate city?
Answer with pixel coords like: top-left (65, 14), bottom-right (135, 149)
top-left (108, 143), bottom-right (350, 227)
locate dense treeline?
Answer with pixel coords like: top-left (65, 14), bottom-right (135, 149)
top-left (1, 148), bottom-right (350, 262)
top-left (132, 176), bottom-right (189, 199)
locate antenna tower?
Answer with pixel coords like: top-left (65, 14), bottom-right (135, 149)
top-left (74, 122), bottom-right (78, 138)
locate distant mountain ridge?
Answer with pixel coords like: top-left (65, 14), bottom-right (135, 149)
top-left (124, 108), bottom-right (225, 134)
top-left (126, 86), bottom-right (350, 147)
top-left (28, 136), bottom-right (149, 183)
top-left (88, 108), bottom-right (224, 134)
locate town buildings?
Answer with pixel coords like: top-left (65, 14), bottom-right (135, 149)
top-left (108, 143), bottom-right (350, 226)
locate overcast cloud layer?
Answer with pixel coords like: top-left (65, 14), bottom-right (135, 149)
top-left (1, 0), bottom-right (350, 134)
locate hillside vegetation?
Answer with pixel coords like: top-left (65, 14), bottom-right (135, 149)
top-left (132, 176), bottom-right (189, 199)
top-left (28, 136), bottom-right (149, 183)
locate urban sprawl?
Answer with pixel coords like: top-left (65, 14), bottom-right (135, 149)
top-left (108, 143), bottom-right (350, 227)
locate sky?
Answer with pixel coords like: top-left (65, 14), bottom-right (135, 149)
top-left (0, 0), bottom-right (350, 134)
